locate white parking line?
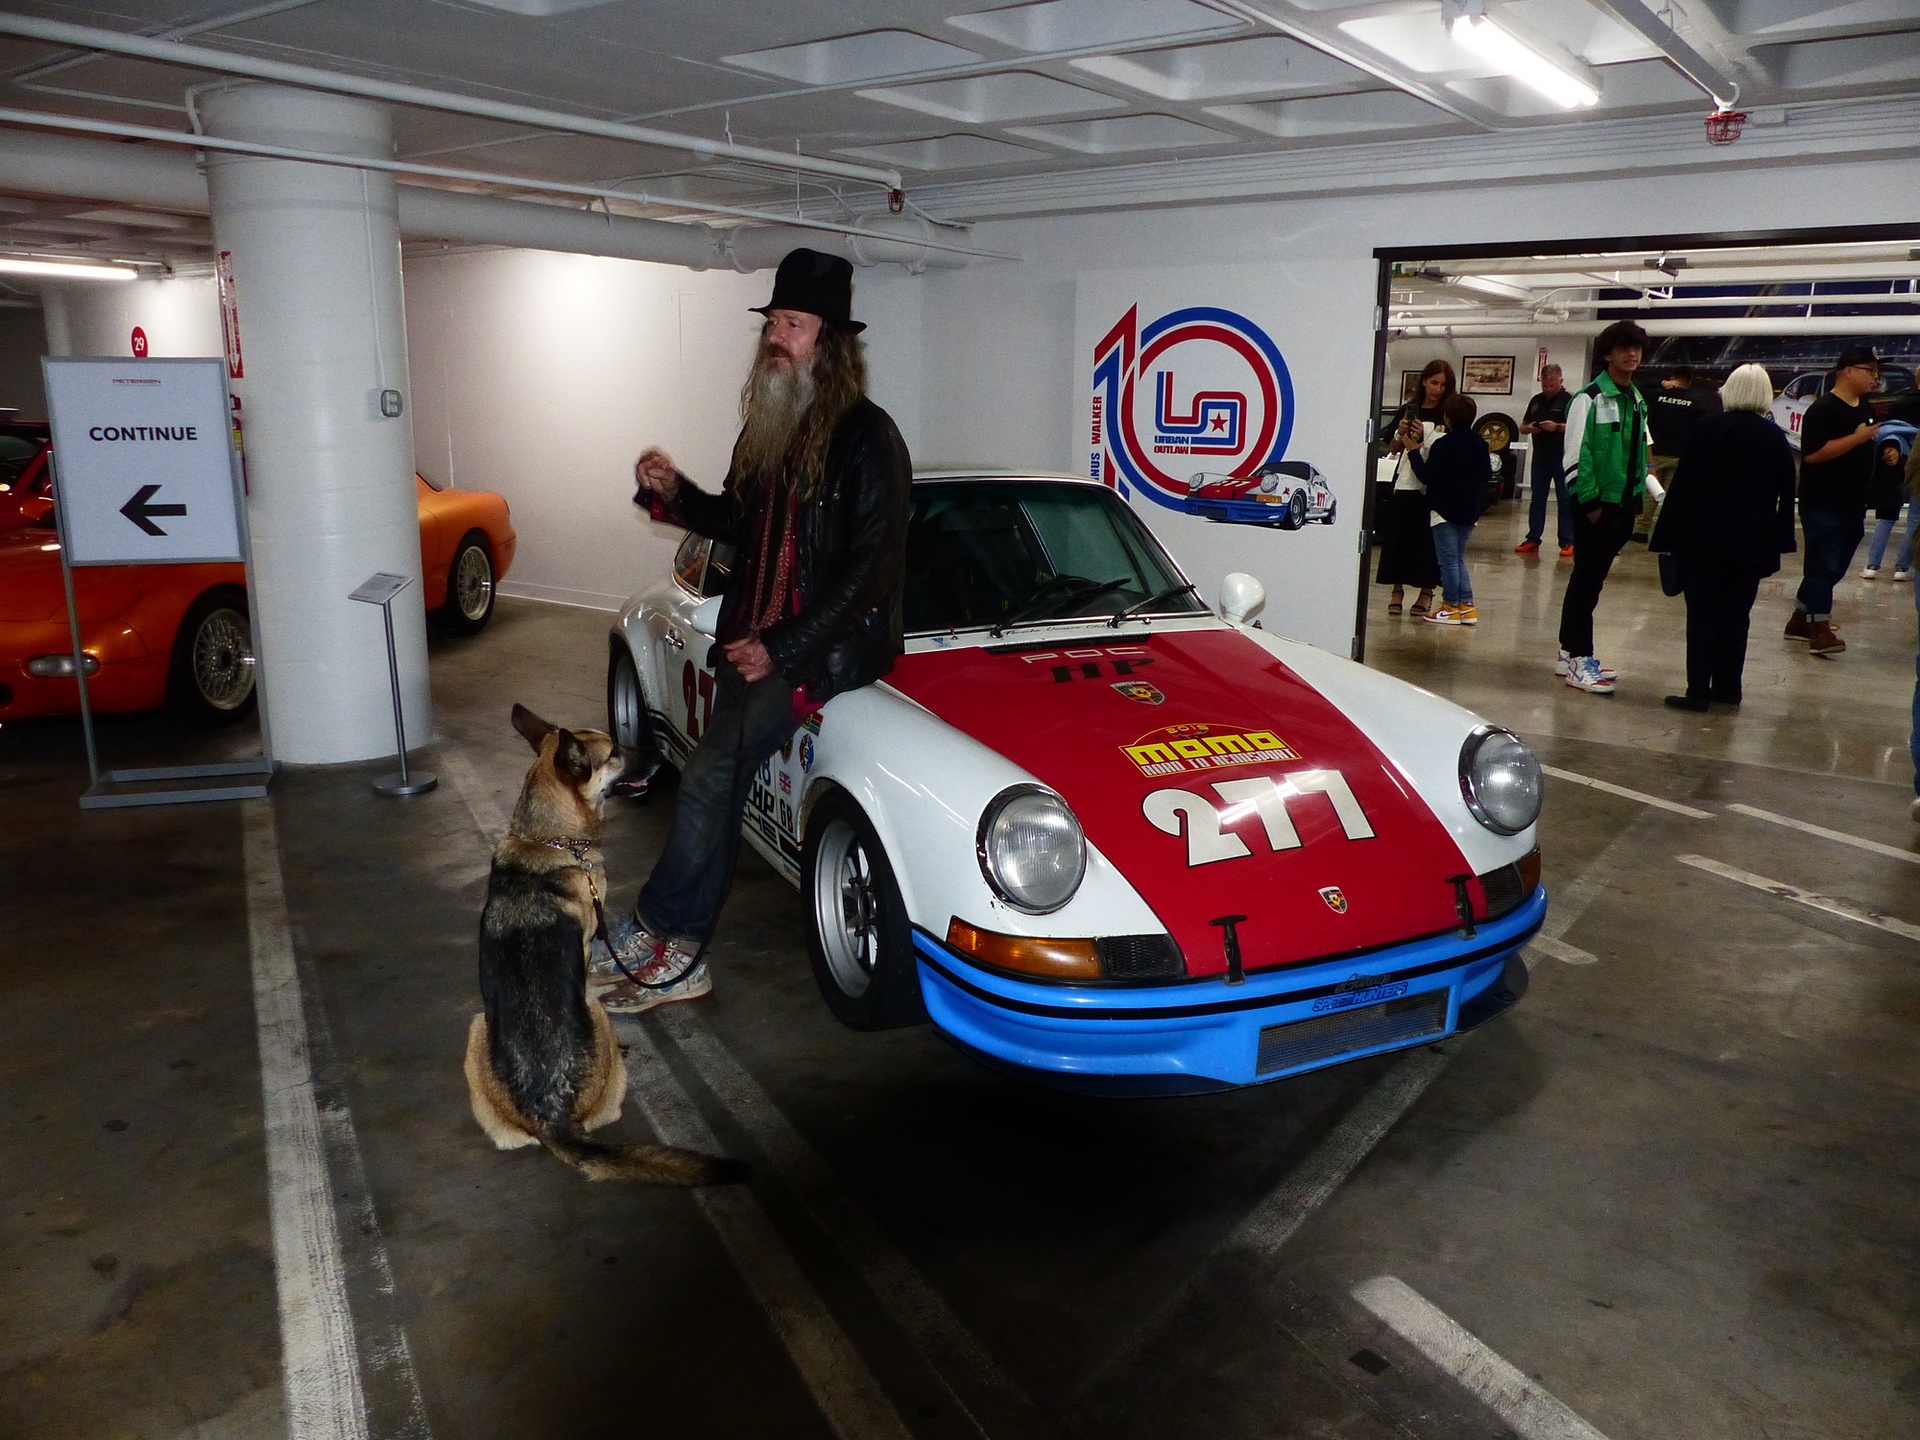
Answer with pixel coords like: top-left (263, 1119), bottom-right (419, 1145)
top-left (1540, 764), bottom-right (1713, 820)
top-left (1676, 854), bottom-right (1920, 943)
top-left (659, 1009), bottom-right (1050, 1440)
top-left (242, 802), bottom-right (371, 1440)
top-left (439, 745), bottom-right (509, 839)
top-left (1725, 803), bottom-right (1920, 866)
top-left (1352, 1276), bottom-right (1610, 1440)
top-left (1526, 934), bottom-right (1598, 966)
top-left (620, 1022), bottom-right (914, 1440)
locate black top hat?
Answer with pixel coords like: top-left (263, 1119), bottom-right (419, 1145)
top-left (751, 248), bottom-right (866, 334)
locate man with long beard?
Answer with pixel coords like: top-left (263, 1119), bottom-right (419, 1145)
top-left (595, 249), bottom-right (912, 1013)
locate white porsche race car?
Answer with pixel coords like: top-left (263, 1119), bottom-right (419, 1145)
top-left (609, 471), bottom-right (1545, 1094)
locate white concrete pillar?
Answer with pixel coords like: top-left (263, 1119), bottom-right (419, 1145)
top-left (40, 286), bottom-right (73, 356)
top-left (201, 82), bottom-right (429, 764)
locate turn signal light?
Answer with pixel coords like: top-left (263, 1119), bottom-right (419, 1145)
top-left (26, 653), bottom-right (99, 678)
top-left (946, 919), bottom-right (1099, 980)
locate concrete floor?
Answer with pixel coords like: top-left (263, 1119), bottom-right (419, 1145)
top-left (3, 496), bottom-right (1917, 1440)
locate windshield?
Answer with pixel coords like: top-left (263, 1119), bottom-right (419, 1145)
top-left (903, 480), bottom-right (1205, 634)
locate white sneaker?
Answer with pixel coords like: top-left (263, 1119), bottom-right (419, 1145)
top-left (1862, 566), bottom-right (1880, 580)
top-left (1555, 648), bottom-right (1617, 681)
top-left (1896, 569), bottom-right (1912, 583)
top-left (1564, 655), bottom-right (1616, 694)
top-left (594, 925), bottom-right (711, 1013)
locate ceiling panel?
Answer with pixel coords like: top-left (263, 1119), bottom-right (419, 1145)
top-left (943, 0), bottom-right (1243, 52)
top-left (1004, 112), bottom-right (1233, 152)
top-left (721, 29), bottom-right (984, 86)
top-left (1068, 34), bottom-right (1373, 101)
top-left (855, 71), bottom-right (1124, 123)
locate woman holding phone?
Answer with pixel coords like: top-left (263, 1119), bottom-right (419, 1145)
top-left (1376, 360), bottom-right (1451, 615)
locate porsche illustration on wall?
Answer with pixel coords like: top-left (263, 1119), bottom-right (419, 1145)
top-left (609, 471), bottom-right (1544, 1095)
top-left (1183, 460), bottom-right (1336, 529)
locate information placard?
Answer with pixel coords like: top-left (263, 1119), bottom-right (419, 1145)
top-left (43, 357), bottom-right (241, 566)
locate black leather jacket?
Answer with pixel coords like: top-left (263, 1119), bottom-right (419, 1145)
top-left (642, 397), bottom-right (912, 703)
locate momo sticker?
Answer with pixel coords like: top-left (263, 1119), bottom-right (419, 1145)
top-left (1122, 722), bottom-right (1298, 777)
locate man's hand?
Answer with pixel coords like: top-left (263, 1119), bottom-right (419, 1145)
top-left (635, 447), bottom-right (678, 496)
top-left (723, 636), bottom-right (776, 683)
top-left (1854, 421), bottom-right (1880, 448)
top-left (1584, 506), bottom-right (1603, 525)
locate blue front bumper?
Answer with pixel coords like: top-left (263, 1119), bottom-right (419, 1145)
top-left (914, 888), bottom-right (1546, 1095)
top-left (1182, 497), bottom-right (1284, 525)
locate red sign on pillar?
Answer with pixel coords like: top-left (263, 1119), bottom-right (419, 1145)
top-left (130, 326), bottom-right (149, 358)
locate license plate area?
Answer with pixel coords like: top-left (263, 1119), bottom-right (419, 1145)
top-left (1256, 990), bottom-right (1448, 1076)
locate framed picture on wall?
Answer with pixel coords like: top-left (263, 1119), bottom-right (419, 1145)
top-left (1400, 370), bottom-right (1423, 405)
top-left (1461, 355), bottom-right (1515, 395)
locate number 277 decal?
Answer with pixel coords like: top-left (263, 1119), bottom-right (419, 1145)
top-left (1143, 770), bottom-right (1374, 867)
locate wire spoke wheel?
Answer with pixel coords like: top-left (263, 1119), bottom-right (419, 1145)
top-left (191, 606), bottom-right (255, 711)
top-left (813, 818), bottom-right (878, 998)
top-left (455, 543), bottom-right (493, 621)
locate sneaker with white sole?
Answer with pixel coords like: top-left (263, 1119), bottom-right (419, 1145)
top-left (1423, 604), bottom-right (1476, 626)
top-left (1555, 648), bottom-right (1617, 680)
top-left (1862, 566), bottom-right (1881, 579)
top-left (1564, 655), bottom-right (1616, 694)
top-left (593, 920), bottom-right (711, 1013)
top-left (1896, 569), bottom-right (1913, 582)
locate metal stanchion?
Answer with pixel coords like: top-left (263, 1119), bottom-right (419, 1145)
top-left (349, 571), bottom-right (435, 797)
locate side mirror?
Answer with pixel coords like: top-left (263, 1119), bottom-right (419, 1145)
top-left (1219, 572), bottom-right (1266, 627)
top-left (690, 594), bottom-right (723, 637)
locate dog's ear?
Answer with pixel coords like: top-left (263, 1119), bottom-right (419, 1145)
top-left (511, 704), bottom-right (555, 753)
top-left (554, 728), bottom-right (592, 783)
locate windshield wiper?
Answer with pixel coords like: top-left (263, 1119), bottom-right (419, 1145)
top-left (1109, 581), bottom-right (1200, 627)
top-left (991, 577), bottom-right (1133, 636)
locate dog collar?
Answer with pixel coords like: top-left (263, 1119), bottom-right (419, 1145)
top-left (522, 833), bottom-right (597, 864)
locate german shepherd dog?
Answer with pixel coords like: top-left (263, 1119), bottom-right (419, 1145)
top-left (464, 704), bottom-right (747, 1185)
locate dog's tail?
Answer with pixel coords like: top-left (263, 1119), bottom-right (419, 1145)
top-left (536, 1125), bottom-right (749, 1186)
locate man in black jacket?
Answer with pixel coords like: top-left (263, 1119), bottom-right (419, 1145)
top-left (599, 248), bottom-right (912, 1013)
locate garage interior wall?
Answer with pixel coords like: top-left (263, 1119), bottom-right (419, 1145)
top-left (0, 306), bottom-right (48, 415)
top-left (1383, 336), bottom-right (1593, 407)
top-left (400, 248), bottom-right (926, 613)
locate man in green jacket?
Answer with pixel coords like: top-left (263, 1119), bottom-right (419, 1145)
top-left (1557, 319), bottom-right (1653, 694)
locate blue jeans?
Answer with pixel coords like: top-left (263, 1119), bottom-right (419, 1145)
top-left (1526, 454), bottom-right (1572, 547)
top-left (1431, 520), bottom-right (1475, 606)
top-left (1795, 506), bottom-right (1866, 620)
top-left (1911, 580), bottom-right (1919, 797)
top-left (637, 665), bottom-right (799, 942)
top-left (1867, 501), bottom-right (1914, 571)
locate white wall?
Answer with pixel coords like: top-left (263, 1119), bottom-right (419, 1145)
top-left (913, 153), bottom-right (1920, 653)
top-left (40, 274), bottom-right (221, 359)
top-left (402, 248), bottom-right (926, 612)
top-left (1384, 336), bottom-right (1590, 413)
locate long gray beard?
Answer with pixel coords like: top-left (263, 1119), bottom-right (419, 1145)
top-left (736, 354), bottom-right (815, 482)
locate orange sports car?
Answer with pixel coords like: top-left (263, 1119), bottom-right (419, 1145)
top-left (1, 439), bottom-right (515, 726)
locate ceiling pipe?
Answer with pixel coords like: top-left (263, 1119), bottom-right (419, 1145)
top-left (0, 12), bottom-right (905, 194)
top-left (0, 127), bottom-right (973, 273)
top-left (1392, 316), bottom-right (1920, 338)
top-left (1588, 0), bottom-right (1740, 111)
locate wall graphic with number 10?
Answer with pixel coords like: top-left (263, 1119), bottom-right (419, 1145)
top-left (1090, 303), bottom-right (1295, 509)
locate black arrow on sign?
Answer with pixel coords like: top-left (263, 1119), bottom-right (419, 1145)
top-left (120, 484), bottom-right (187, 536)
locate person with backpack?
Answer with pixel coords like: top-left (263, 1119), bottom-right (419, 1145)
top-left (1556, 319), bottom-right (1653, 694)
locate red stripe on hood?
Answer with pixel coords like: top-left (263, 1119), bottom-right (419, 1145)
top-left (887, 629), bottom-right (1471, 976)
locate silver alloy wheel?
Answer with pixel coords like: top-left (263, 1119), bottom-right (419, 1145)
top-left (454, 543), bottom-right (493, 621)
top-left (812, 818), bottom-right (878, 998)
top-left (192, 607), bottom-right (255, 711)
top-left (611, 650), bottom-right (643, 749)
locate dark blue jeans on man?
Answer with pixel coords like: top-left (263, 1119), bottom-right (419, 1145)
top-left (1525, 453), bottom-right (1572, 548)
top-left (1794, 505), bottom-right (1866, 621)
top-left (637, 664), bottom-right (798, 942)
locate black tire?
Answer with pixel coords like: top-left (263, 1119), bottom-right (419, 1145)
top-left (167, 586), bottom-right (256, 728)
top-left (1322, 496), bottom-right (1338, 524)
top-left (441, 530), bottom-right (495, 634)
top-left (606, 640), bottom-right (673, 785)
top-left (802, 791), bottom-right (924, 1030)
top-left (1280, 490), bottom-right (1307, 530)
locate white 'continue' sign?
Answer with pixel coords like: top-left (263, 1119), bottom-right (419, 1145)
top-left (43, 357), bottom-right (242, 566)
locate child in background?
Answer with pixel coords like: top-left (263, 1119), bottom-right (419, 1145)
top-left (1863, 420), bottom-right (1916, 581)
top-left (1410, 393), bottom-right (1493, 626)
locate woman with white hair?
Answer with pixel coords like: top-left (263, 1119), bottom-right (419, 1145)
top-left (1648, 363), bottom-right (1798, 710)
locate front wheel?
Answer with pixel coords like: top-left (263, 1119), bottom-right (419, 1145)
top-left (167, 586), bottom-right (256, 728)
top-left (441, 531), bottom-right (495, 634)
top-left (803, 792), bottom-right (924, 1030)
top-left (607, 641), bottom-right (672, 788)
top-left (1280, 491), bottom-right (1307, 530)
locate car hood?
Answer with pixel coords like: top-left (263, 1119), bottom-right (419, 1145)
top-left (885, 627), bottom-right (1475, 977)
top-left (0, 531), bottom-right (140, 625)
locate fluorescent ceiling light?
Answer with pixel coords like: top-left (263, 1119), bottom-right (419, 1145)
top-left (0, 258), bottom-right (138, 281)
top-left (1449, 12), bottom-right (1598, 109)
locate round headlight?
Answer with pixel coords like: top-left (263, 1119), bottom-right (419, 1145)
top-left (1257, 473), bottom-right (1279, 494)
top-left (1458, 726), bottom-right (1542, 835)
top-left (977, 785), bottom-right (1086, 914)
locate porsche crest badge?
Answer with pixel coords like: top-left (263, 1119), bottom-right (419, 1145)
top-left (1318, 886), bottom-right (1349, 914)
top-left (1112, 679), bottom-right (1165, 705)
